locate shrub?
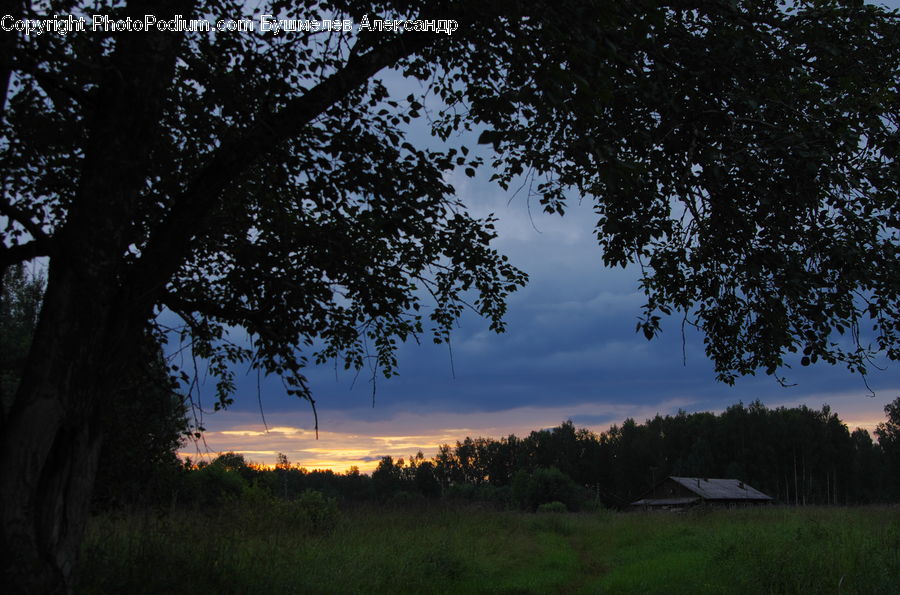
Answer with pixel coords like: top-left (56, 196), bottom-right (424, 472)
top-left (387, 490), bottom-right (427, 510)
top-left (446, 483), bottom-right (477, 501)
top-left (512, 467), bottom-right (582, 511)
top-left (537, 501), bottom-right (567, 514)
top-left (286, 489), bottom-right (339, 535)
top-left (184, 462), bottom-right (246, 508)
top-left (240, 480), bottom-right (274, 507)
top-left (581, 498), bottom-right (606, 513)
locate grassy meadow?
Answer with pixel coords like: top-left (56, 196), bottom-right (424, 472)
top-left (76, 504), bottom-right (900, 594)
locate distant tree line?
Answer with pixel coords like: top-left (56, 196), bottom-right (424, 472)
top-left (365, 400), bottom-right (900, 509)
top-left (135, 398), bottom-right (900, 513)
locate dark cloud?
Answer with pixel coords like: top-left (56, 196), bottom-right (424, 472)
top-left (170, 76), bottom-right (900, 443)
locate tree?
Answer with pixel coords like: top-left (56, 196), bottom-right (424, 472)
top-left (875, 397), bottom-right (900, 453)
top-left (848, 428), bottom-right (884, 503)
top-left (1, 0), bottom-right (898, 591)
top-left (0, 265), bottom-right (44, 422)
top-left (372, 455), bottom-right (405, 498)
top-left (1, 267), bottom-right (188, 509)
top-left (875, 396), bottom-right (900, 496)
top-left (511, 466), bottom-right (582, 511)
top-left (412, 459), bottom-right (441, 498)
top-left (90, 342), bottom-right (189, 509)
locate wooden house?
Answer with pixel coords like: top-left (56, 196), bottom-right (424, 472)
top-left (630, 476), bottom-right (774, 510)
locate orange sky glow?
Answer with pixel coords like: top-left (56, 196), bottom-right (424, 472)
top-left (179, 390), bottom-right (895, 474)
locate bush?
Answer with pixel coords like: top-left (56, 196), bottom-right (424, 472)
top-left (481, 484), bottom-right (513, 509)
top-left (387, 490), bottom-right (427, 510)
top-left (284, 489), bottom-right (339, 535)
top-left (240, 480), bottom-right (274, 507)
top-left (184, 463), bottom-right (246, 508)
top-left (445, 483), bottom-right (477, 501)
top-left (537, 501), bottom-right (567, 514)
top-left (512, 467), bottom-right (583, 511)
top-left (581, 498), bottom-right (606, 513)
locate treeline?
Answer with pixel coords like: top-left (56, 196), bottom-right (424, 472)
top-left (123, 399), bottom-right (900, 513)
top-left (426, 401), bottom-right (900, 507)
top-left (365, 400), bottom-right (900, 508)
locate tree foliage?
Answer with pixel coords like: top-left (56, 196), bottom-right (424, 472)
top-left (875, 396), bottom-right (900, 450)
top-left (3, 0), bottom-right (529, 417)
top-left (455, 0), bottom-right (900, 382)
top-left (0, 265), bottom-right (43, 421)
top-left (511, 466), bottom-right (583, 511)
top-left (875, 396), bottom-right (900, 494)
top-left (1, 0), bottom-right (896, 409)
top-left (91, 344), bottom-right (189, 508)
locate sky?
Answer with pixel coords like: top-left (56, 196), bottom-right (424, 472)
top-left (177, 1), bottom-right (900, 472)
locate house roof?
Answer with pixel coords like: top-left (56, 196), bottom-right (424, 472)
top-left (630, 496), bottom-right (699, 507)
top-left (669, 477), bottom-right (773, 501)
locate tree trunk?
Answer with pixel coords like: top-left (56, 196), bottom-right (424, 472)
top-left (0, 401), bottom-right (102, 593)
top-left (0, 264), bottom-right (135, 593)
top-left (793, 449), bottom-right (799, 506)
top-left (0, 2), bottom-right (185, 589)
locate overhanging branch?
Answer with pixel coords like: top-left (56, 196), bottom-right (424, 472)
top-left (10, 53), bottom-right (94, 110)
top-left (125, 32), bottom-right (436, 307)
top-left (162, 291), bottom-right (299, 352)
top-left (0, 197), bottom-right (52, 246)
top-left (0, 240), bottom-right (50, 269)
top-left (162, 292), bottom-right (265, 328)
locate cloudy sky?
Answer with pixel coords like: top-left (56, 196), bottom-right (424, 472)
top-left (177, 2), bottom-right (900, 472)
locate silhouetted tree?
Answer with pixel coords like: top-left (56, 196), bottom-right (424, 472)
top-left (432, 403), bottom-right (900, 507)
top-left (372, 456), bottom-right (406, 499)
top-left (413, 460), bottom-right (442, 498)
top-left (1, 266), bottom-right (188, 509)
top-left (848, 428), bottom-right (884, 504)
top-left (91, 343), bottom-right (188, 508)
top-left (183, 455), bottom-right (248, 508)
top-left (0, 265), bottom-right (43, 422)
top-left (875, 397), bottom-right (900, 497)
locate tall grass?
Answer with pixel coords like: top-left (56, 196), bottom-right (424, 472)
top-left (76, 504), bottom-right (900, 594)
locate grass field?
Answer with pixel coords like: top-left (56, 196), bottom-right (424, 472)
top-left (76, 503), bottom-right (900, 594)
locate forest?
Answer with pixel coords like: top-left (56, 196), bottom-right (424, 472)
top-left (105, 401), bottom-right (900, 513)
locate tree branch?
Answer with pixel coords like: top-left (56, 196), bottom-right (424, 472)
top-left (162, 292), bottom-right (263, 328)
top-left (162, 291), bottom-right (299, 351)
top-left (0, 240), bottom-right (50, 269)
top-left (0, 196), bottom-right (51, 245)
top-left (11, 54), bottom-right (94, 110)
top-left (124, 32), bottom-right (436, 307)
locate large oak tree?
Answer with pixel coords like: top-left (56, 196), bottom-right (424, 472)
top-left (0, 0), bottom-right (897, 591)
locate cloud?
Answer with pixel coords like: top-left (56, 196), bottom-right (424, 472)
top-left (183, 395), bottom-right (700, 472)
top-left (186, 381), bottom-right (899, 474)
top-left (168, 66), bottom-right (900, 468)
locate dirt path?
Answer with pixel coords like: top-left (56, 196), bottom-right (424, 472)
top-left (557, 532), bottom-right (607, 594)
